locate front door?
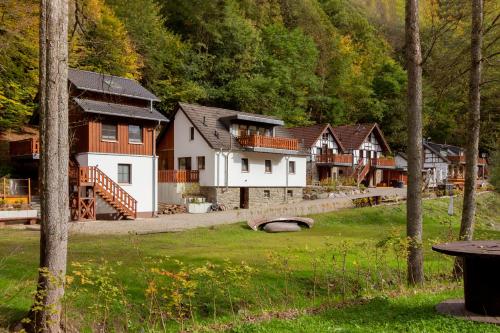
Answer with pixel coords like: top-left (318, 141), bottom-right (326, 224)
top-left (239, 187), bottom-right (249, 209)
top-left (318, 166), bottom-right (331, 182)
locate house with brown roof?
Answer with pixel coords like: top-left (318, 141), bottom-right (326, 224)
top-left (9, 69), bottom-right (168, 221)
top-left (332, 123), bottom-right (403, 187)
top-left (156, 103), bottom-right (307, 209)
top-left (288, 124), bottom-right (352, 184)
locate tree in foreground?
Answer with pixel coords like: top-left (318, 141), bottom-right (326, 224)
top-left (405, 0), bottom-right (424, 285)
top-left (32, 0), bottom-right (69, 331)
top-left (454, 0), bottom-right (483, 277)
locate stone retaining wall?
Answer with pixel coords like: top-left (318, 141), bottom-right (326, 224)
top-left (200, 186), bottom-right (304, 209)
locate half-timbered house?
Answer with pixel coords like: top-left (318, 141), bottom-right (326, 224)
top-left (288, 124), bottom-right (352, 184)
top-left (426, 141), bottom-right (487, 186)
top-left (332, 123), bottom-right (403, 187)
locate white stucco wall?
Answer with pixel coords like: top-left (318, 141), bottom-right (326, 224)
top-left (311, 131), bottom-right (339, 157)
top-left (214, 151), bottom-right (306, 187)
top-left (395, 154), bottom-right (407, 169)
top-left (173, 110), bottom-right (216, 187)
top-left (352, 133), bottom-right (383, 164)
top-left (423, 148), bottom-right (448, 185)
top-left (172, 110), bottom-right (307, 188)
top-left (75, 152), bottom-right (158, 213)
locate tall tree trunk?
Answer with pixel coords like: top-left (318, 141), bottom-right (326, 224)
top-left (34, 0), bottom-right (69, 331)
top-left (405, 0), bottom-right (424, 286)
top-left (454, 0), bottom-right (483, 277)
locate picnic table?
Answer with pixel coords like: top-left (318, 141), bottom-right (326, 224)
top-left (432, 240), bottom-right (500, 316)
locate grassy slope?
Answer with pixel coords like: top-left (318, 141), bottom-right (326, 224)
top-left (0, 193), bottom-right (499, 332)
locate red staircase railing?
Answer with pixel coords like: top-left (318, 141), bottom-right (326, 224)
top-left (79, 166), bottom-right (137, 219)
top-left (357, 160), bottom-right (371, 184)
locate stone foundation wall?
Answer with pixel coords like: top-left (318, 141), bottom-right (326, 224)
top-left (199, 186), bottom-right (304, 209)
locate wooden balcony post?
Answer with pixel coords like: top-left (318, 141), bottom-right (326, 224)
top-left (28, 178), bottom-right (31, 204)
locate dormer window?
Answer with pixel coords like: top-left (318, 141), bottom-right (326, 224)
top-left (102, 123), bottom-right (117, 141)
top-left (128, 125), bottom-right (143, 143)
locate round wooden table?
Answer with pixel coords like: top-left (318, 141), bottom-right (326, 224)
top-left (432, 240), bottom-right (500, 316)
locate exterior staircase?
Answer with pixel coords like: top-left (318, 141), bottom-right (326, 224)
top-left (30, 195), bottom-right (41, 218)
top-left (78, 166), bottom-right (137, 220)
top-left (353, 159), bottom-right (371, 186)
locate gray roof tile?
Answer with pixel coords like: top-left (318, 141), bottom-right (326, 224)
top-left (68, 69), bottom-right (159, 101)
top-left (178, 103), bottom-right (306, 154)
top-left (74, 98), bottom-right (168, 122)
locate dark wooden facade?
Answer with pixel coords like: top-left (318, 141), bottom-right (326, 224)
top-left (157, 123), bottom-right (174, 170)
top-left (69, 89), bottom-right (156, 156)
top-left (71, 118), bottom-right (155, 156)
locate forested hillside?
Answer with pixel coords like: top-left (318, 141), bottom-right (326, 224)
top-left (0, 0), bottom-right (498, 152)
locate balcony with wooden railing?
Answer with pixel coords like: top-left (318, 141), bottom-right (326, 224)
top-left (9, 138), bottom-right (40, 158)
top-left (447, 155), bottom-right (487, 165)
top-left (371, 157), bottom-right (396, 168)
top-left (158, 170), bottom-right (199, 183)
top-left (237, 134), bottom-right (299, 151)
top-left (315, 153), bottom-right (353, 165)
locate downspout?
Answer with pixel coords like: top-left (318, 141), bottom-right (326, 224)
top-left (224, 151), bottom-right (229, 191)
top-left (152, 119), bottom-right (160, 217)
top-left (217, 148), bottom-right (221, 190)
top-left (224, 133), bottom-right (233, 192)
top-left (285, 155), bottom-right (289, 202)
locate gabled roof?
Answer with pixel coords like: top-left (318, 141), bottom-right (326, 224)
top-left (74, 98), bottom-right (168, 122)
top-left (423, 141), bottom-right (451, 163)
top-left (332, 123), bottom-right (391, 153)
top-left (426, 141), bottom-right (463, 156)
top-left (288, 123), bottom-right (346, 152)
top-left (165, 103), bottom-right (305, 154)
top-left (68, 69), bottom-right (160, 102)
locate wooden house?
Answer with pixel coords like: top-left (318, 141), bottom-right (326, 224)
top-left (9, 69), bottom-right (168, 220)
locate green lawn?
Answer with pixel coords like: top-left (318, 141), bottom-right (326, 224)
top-left (1, 192), bottom-right (499, 332)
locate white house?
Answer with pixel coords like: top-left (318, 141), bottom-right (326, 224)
top-left (422, 141), bottom-right (450, 187)
top-left (394, 141), bottom-right (450, 188)
top-left (426, 141), bottom-right (487, 183)
top-left (157, 103), bottom-right (307, 209)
